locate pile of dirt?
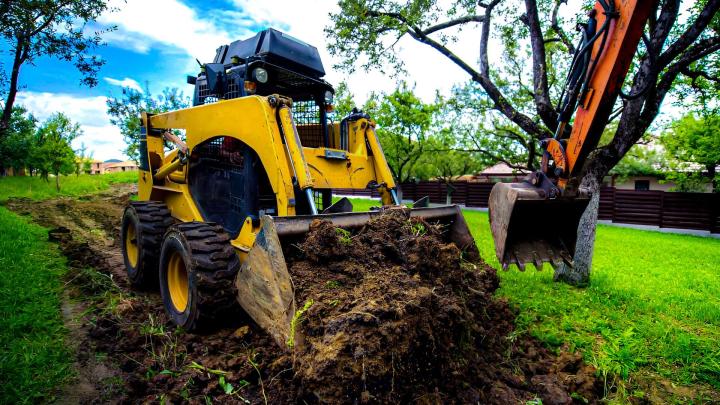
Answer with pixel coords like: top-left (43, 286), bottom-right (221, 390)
top-left (5, 186), bottom-right (602, 404)
top-left (276, 210), bottom-right (601, 404)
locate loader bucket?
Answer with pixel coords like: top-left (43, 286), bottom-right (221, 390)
top-left (488, 182), bottom-right (590, 271)
top-left (235, 205), bottom-right (479, 348)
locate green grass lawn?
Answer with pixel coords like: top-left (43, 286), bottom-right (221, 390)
top-left (0, 171), bottom-right (136, 202)
top-left (0, 172), bottom-right (137, 403)
top-left (0, 206), bottom-right (73, 403)
top-left (345, 197), bottom-right (720, 398)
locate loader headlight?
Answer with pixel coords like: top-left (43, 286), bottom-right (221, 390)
top-left (324, 90), bottom-right (334, 104)
top-left (253, 67), bottom-right (268, 84)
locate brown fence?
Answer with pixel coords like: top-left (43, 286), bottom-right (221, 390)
top-left (335, 182), bottom-right (720, 233)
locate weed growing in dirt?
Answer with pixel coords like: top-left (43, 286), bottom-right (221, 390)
top-left (286, 299), bottom-right (314, 349)
top-left (188, 361), bottom-right (250, 402)
top-left (409, 220), bottom-right (427, 236)
top-left (141, 314), bottom-right (186, 375)
top-left (0, 207), bottom-right (73, 403)
top-left (0, 172), bottom-right (136, 202)
top-left (334, 227), bottom-right (353, 245)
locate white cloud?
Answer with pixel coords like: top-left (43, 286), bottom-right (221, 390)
top-left (93, 0), bottom-right (486, 103)
top-left (15, 92), bottom-right (127, 161)
top-left (97, 0), bottom-right (254, 63)
top-left (105, 77), bottom-right (144, 93)
top-left (230, 0), bottom-right (485, 103)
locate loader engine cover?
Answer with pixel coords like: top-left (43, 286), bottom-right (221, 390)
top-left (215, 28), bottom-right (325, 78)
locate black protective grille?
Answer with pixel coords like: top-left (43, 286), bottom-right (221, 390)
top-left (292, 100), bottom-right (320, 124)
top-left (226, 76), bottom-right (242, 100)
top-left (189, 137), bottom-right (277, 236)
top-left (293, 100), bottom-right (323, 148)
top-left (196, 77), bottom-right (242, 104)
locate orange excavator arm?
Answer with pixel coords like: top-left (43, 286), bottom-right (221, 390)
top-left (489, 0), bottom-right (656, 270)
top-left (558, 0), bottom-right (656, 191)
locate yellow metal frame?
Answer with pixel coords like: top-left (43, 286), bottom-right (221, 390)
top-left (137, 94), bottom-right (397, 256)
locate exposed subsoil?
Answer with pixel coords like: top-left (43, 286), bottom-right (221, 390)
top-left (6, 184), bottom-right (604, 404)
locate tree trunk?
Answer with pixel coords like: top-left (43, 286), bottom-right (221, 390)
top-left (553, 176), bottom-right (600, 287)
top-left (1, 39), bottom-right (26, 133)
top-left (396, 184), bottom-right (404, 202)
top-left (55, 174), bottom-right (60, 191)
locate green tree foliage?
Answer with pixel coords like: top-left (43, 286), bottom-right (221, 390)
top-left (0, 106), bottom-right (36, 174)
top-left (331, 81), bottom-right (356, 118)
top-left (106, 86), bottom-right (190, 163)
top-left (661, 113), bottom-right (720, 192)
top-left (418, 130), bottom-right (484, 193)
top-left (362, 82), bottom-right (441, 184)
top-left (609, 146), bottom-right (665, 181)
top-left (0, 0), bottom-right (114, 132)
top-left (326, 0), bottom-right (720, 183)
top-left (29, 113), bottom-right (81, 190)
top-left (444, 83), bottom-right (540, 171)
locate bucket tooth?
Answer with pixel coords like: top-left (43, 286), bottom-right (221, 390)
top-left (532, 253), bottom-right (543, 271)
top-left (502, 262), bottom-right (509, 271)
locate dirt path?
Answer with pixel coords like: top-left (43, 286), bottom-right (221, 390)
top-left (7, 184), bottom-right (603, 404)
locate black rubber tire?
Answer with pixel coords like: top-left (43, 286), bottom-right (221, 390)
top-left (158, 222), bottom-right (240, 331)
top-left (121, 201), bottom-right (173, 289)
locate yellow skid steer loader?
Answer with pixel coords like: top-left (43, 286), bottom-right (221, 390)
top-left (120, 29), bottom-right (478, 347)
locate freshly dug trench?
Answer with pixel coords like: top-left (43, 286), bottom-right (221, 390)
top-left (5, 187), bottom-right (602, 404)
top-left (279, 210), bottom-right (601, 404)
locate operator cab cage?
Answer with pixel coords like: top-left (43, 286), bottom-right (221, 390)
top-left (188, 28), bottom-right (335, 148)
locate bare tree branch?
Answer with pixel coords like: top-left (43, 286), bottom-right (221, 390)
top-left (367, 4), bottom-right (552, 140)
top-left (423, 15), bottom-right (485, 35)
top-left (523, 0), bottom-right (559, 131)
top-left (551, 0), bottom-right (575, 53)
top-left (657, 0), bottom-right (720, 67)
top-left (681, 66), bottom-right (720, 88)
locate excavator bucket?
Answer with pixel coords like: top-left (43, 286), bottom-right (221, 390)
top-left (235, 205), bottom-right (478, 348)
top-left (488, 182), bottom-right (589, 271)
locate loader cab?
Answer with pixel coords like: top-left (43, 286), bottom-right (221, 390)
top-left (189, 28), bottom-right (336, 149)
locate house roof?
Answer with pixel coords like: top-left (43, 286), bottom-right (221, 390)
top-left (479, 162), bottom-right (529, 176)
top-left (103, 161), bottom-right (137, 168)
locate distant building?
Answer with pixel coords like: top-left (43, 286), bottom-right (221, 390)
top-left (103, 161), bottom-right (138, 173)
top-left (89, 160), bottom-right (104, 174)
top-left (459, 162), bottom-right (530, 183)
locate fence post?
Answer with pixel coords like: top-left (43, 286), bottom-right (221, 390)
top-left (659, 190), bottom-right (665, 229)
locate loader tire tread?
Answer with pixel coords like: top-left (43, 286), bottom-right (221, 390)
top-left (122, 201), bottom-right (173, 288)
top-left (161, 222), bottom-right (240, 330)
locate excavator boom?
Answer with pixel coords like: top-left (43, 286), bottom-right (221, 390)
top-left (489, 0), bottom-right (656, 270)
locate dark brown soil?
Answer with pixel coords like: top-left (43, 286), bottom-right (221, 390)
top-left (6, 185), bottom-right (603, 404)
top-left (281, 211), bottom-right (601, 404)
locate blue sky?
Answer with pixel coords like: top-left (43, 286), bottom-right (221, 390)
top-left (4, 0), bottom-right (488, 160)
